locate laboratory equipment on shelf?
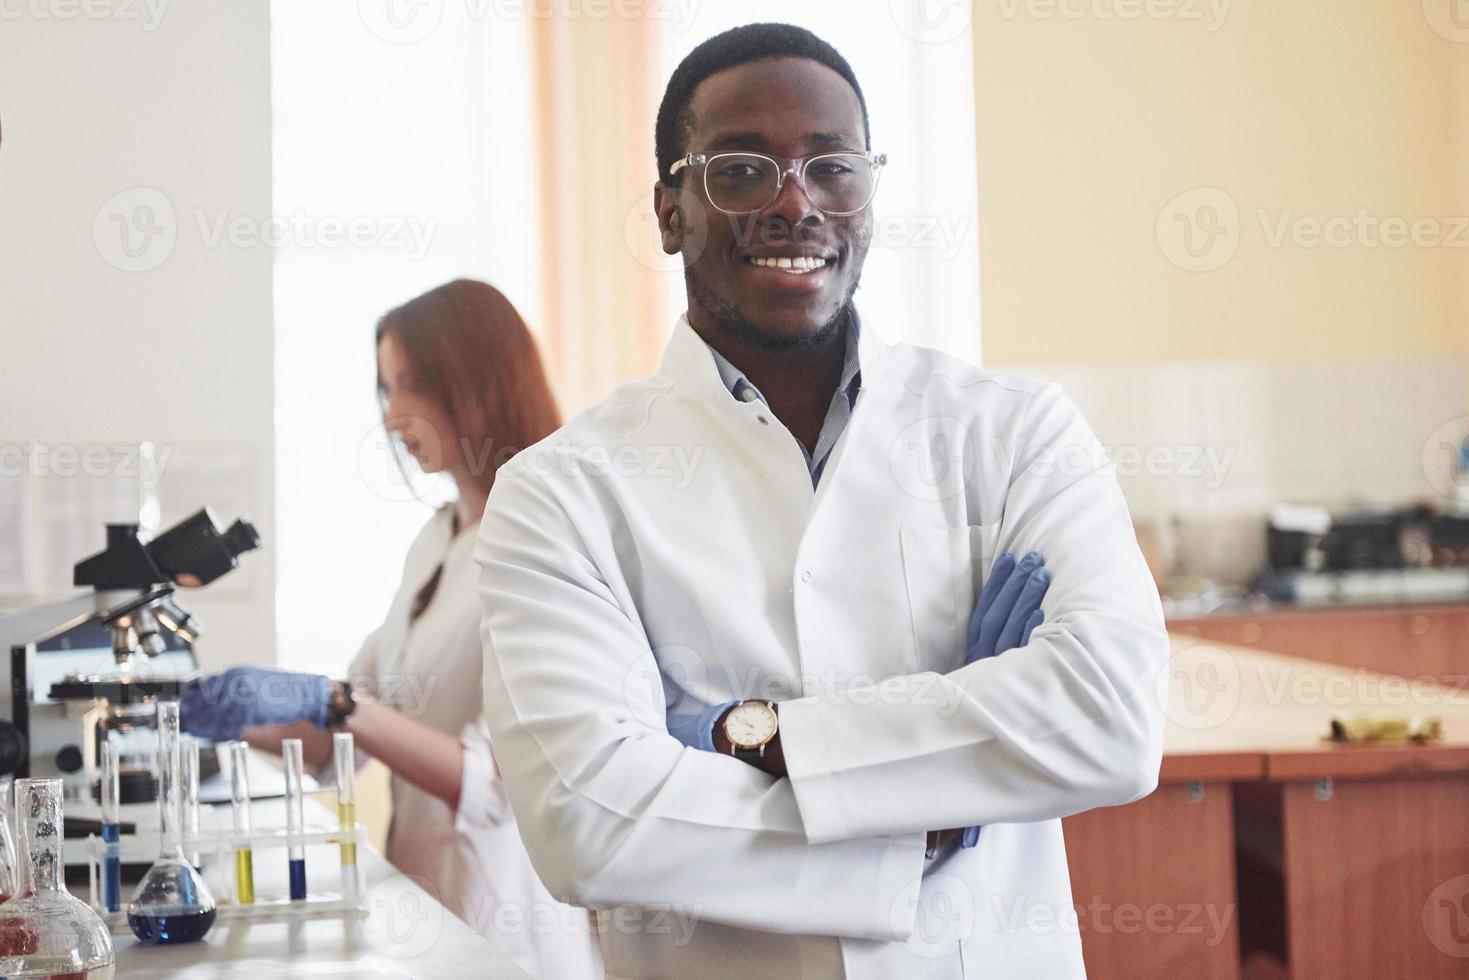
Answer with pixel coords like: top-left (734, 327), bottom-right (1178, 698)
top-left (0, 777), bottom-right (115, 977)
top-left (125, 702), bottom-right (216, 945)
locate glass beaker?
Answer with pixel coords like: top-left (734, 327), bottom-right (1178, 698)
top-left (125, 701), bottom-right (216, 945)
top-left (0, 777), bottom-right (116, 978)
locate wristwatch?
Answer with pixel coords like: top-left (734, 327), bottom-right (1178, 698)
top-left (722, 700), bottom-right (778, 760)
top-left (324, 678), bottom-right (358, 730)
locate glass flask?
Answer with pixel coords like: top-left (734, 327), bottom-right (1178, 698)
top-left (125, 701), bottom-right (217, 945)
top-left (0, 775), bottom-right (17, 903)
top-left (0, 777), bottom-right (116, 978)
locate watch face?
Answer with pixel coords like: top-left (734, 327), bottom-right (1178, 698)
top-left (725, 702), bottom-right (777, 749)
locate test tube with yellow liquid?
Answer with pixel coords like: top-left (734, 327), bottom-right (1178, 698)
top-left (227, 741), bottom-right (254, 904)
top-left (333, 732), bottom-right (359, 899)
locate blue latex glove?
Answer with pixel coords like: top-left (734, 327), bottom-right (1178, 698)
top-left (967, 550), bottom-right (1049, 663)
top-left (960, 550), bottom-right (1050, 847)
top-left (179, 666), bottom-right (332, 743)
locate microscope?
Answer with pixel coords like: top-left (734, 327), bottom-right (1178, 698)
top-left (0, 509), bottom-right (259, 808)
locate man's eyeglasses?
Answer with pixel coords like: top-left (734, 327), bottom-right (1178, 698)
top-left (669, 150), bottom-right (888, 217)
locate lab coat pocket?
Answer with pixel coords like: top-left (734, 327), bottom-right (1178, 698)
top-left (899, 524), bottom-right (1000, 674)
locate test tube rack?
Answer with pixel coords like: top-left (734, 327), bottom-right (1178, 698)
top-left (84, 820), bottom-right (369, 931)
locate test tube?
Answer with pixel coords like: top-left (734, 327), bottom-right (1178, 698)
top-left (333, 732), bottom-right (358, 899)
top-left (100, 742), bottom-right (122, 913)
top-left (182, 739), bottom-right (201, 867)
top-left (282, 738), bottom-right (306, 900)
top-left (227, 741), bottom-right (254, 905)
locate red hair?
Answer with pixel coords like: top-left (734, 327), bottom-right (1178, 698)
top-left (376, 279), bottom-right (560, 495)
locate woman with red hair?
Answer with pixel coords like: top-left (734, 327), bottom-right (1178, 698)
top-left (182, 279), bottom-right (602, 977)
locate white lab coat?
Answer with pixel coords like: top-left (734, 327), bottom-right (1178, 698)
top-left (345, 505), bottom-right (602, 978)
top-left (475, 314), bottom-right (1169, 979)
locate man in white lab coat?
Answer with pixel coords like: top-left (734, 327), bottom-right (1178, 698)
top-left (476, 23), bottom-right (1168, 980)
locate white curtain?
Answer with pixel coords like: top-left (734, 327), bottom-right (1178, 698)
top-left (271, 3), bottom-right (541, 671)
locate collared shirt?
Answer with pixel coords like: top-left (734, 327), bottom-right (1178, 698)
top-left (702, 314), bottom-right (864, 487)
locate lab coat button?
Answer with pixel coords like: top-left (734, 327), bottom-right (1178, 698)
top-left (801, 570), bottom-right (812, 583)
top-left (757, 415), bottom-right (770, 425)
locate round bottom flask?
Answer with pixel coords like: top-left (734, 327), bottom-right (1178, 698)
top-left (0, 777), bottom-right (115, 978)
top-left (126, 701), bottom-right (216, 946)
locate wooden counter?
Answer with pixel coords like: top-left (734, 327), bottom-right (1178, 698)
top-left (1168, 602), bottom-right (1469, 688)
top-left (1065, 635), bottom-right (1469, 979)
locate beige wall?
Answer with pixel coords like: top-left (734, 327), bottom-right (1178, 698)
top-left (972, 0), bottom-right (1469, 366)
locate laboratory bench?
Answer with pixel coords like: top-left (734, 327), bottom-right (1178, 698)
top-left (95, 796), bottom-right (533, 979)
top-left (1063, 636), bottom-right (1469, 979)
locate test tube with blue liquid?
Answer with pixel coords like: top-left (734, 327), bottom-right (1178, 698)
top-left (333, 732), bottom-right (358, 899)
top-left (283, 738), bottom-right (307, 900)
top-left (100, 741), bottom-right (122, 913)
top-left (227, 741), bottom-right (254, 904)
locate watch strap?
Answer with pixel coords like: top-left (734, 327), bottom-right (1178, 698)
top-left (324, 678), bottom-right (358, 730)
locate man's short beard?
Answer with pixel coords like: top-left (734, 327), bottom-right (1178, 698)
top-left (685, 264), bottom-right (860, 354)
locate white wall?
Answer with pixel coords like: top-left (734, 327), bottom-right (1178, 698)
top-left (0, 1), bottom-right (275, 668)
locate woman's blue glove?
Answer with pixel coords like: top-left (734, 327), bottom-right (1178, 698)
top-left (179, 666), bottom-right (333, 743)
top-left (960, 550), bottom-right (1050, 847)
